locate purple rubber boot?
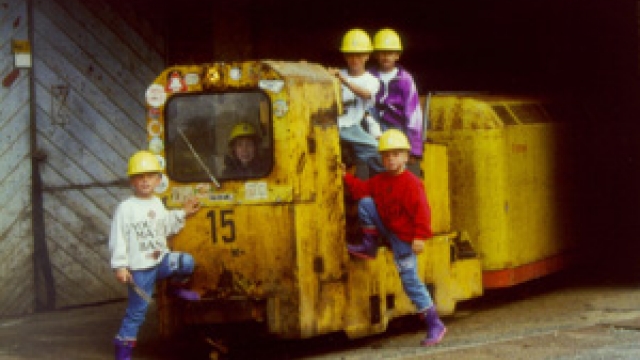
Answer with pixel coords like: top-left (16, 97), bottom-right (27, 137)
top-left (420, 306), bottom-right (447, 346)
top-left (347, 227), bottom-right (379, 259)
top-left (173, 288), bottom-right (200, 301)
top-left (169, 276), bottom-right (200, 301)
top-left (114, 338), bottom-right (135, 360)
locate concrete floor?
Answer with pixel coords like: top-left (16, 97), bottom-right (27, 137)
top-left (1, 267), bottom-right (640, 359)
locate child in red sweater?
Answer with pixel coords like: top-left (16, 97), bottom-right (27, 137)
top-left (341, 129), bottom-right (446, 346)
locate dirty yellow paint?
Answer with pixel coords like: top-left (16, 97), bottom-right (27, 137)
top-left (152, 62), bottom-right (484, 340)
top-left (422, 143), bottom-right (451, 233)
top-left (429, 94), bottom-right (575, 276)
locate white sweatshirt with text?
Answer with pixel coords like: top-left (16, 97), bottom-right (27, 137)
top-left (109, 196), bottom-right (186, 270)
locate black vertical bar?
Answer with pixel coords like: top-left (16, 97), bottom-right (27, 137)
top-left (28, 0), bottom-right (55, 311)
top-left (369, 295), bottom-right (381, 325)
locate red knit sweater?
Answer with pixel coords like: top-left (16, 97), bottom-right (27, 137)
top-left (344, 170), bottom-right (433, 242)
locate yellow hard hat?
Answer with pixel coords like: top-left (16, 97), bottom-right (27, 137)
top-left (378, 129), bottom-right (411, 152)
top-left (128, 150), bottom-right (162, 176)
top-left (340, 28), bottom-right (373, 53)
top-left (373, 28), bottom-right (403, 51)
top-left (229, 122), bottom-right (258, 145)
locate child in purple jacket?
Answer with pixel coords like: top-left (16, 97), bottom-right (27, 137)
top-left (369, 28), bottom-right (424, 165)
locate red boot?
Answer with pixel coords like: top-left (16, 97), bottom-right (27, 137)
top-left (420, 306), bottom-right (447, 346)
top-left (347, 227), bottom-right (379, 259)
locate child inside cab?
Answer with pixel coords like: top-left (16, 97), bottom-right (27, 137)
top-left (223, 122), bottom-right (268, 178)
top-left (340, 129), bottom-right (446, 346)
top-left (369, 28), bottom-right (424, 175)
top-left (328, 28), bottom-right (384, 175)
top-left (110, 150), bottom-right (201, 360)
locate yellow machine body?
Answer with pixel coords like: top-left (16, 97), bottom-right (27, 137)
top-left (143, 61), bottom-right (569, 341)
top-left (428, 95), bottom-right (577, 288)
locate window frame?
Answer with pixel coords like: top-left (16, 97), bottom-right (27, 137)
top-left (163, 90), bottom-right (274, 183)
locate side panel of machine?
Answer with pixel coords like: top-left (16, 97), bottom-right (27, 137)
top-left (153, 63), bottom-right (484, 341)
top-left (429, 95), bottom-right (576, 288)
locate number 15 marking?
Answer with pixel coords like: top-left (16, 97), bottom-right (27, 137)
top-left (206, 210), bottom-right (236, 243)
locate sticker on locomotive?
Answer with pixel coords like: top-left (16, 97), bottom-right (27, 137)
top-left (166, 70), bottom-right (188, 93)
top-left (171, 186), bottom-right (194, 202)
top-left (149, 136), bottom-right (164, 154)
top-left (229, 67), bottom-right (242, 80)
top-left (155, 154), bottom-right (166, 170)
top-left (148, 120), bottom-right (163, 136)
top-left (209, 193), bottom-right (234, 201)
top-left (195, 183), bottom-right (211, 199)
top-left (146, 84), bottom-right (166, 107)
top-left (245, 182), bottom-right (268, 200)
top-left (184, 73), bottom-right (200, 86)
top-left (155, 174), bottom-right (169, 194)
top-left (273, 99), bottom-right (288, 117)
top-left (148, 107), bottom-right (161, 119)
top-left (259, 79), bottom-right (284, 93)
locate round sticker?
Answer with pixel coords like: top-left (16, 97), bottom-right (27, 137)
top-left (155, 174), bottom-right (169, 194)
top-left (230, 68), bottom-right (242, 80)
top-left (146, 84), bottom-right (167, 107)
top-left (149, 136), bottom-right (164, 154)
top-left (148, 107), bottom-right (161, 119)
top-left (147, 120), bottom-right (162, 137)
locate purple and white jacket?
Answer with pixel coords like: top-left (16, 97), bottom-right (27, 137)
top-left (369, 66), bottom-right (424, 157)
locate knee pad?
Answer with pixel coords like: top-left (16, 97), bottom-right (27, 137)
top-left (167, 252), bottom-right (195, 274)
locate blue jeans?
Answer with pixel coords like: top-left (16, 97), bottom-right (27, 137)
top-left (358, 197), bottom-right (433, 311)
top-left (116, 252), bottom-right (195, 340)
top-left (340, 125), bottom-right (385, 173)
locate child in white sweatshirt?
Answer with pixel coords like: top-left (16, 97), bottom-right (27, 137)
top-left (109, 150), bottom-right (200, 359)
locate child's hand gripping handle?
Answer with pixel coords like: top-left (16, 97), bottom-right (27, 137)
top-left (183, 197), bottom-right (201, 217)
top-left (412, 239), bottom-right (426, 254)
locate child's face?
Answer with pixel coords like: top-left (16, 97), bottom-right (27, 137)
top-left (381, 149), bottom-right (409, 175)
top-left (344, 53), bottom-right (370, 75)
top-left (375, 51), bottom-right (401, 72)
top-left (233, 137), bottom-right (256, 165)
top-left (130, 173), bottom-right (162, 198)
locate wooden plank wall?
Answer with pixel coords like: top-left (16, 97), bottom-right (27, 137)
top-left (0, 0), bottom-right (35, 317)
top-left (27, 0), bottom-right (163, 311)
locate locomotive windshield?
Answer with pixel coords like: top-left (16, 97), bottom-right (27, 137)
top-left (164, 91), bottom-right (273, 182)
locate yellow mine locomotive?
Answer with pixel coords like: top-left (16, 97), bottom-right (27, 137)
top-left (142, 61), bottom-right (575, 340)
